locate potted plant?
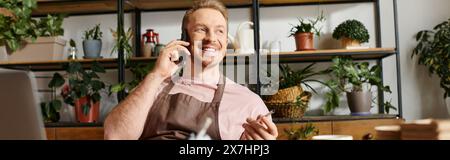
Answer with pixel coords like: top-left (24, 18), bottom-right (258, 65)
top-left (324, 57), bottom-right (394, 115)
top-left (0, 0), bottom-right (38, 59)
top-left (110, 27), bottom-right (133, 61)
top-left (332, 19), bottom-right (370, 49)
top-left (284, 123), bottom-right (319, 140)
top-left (110, 61), bottom-right (154, 95)
top-left (289, 12), bottom-right (325, 51)
top-left (48, 61), bottom-right (106, 123)
top-left (67, 39), bottom-right (77, 59)
top-left (412, 18), bottom-right (450, 114)
top-left (8, 14), bottom-right (67, 61)
top-left (83, 24), bottom-right (103, 59)
top-left (264, 63), bottom-right (330, 118)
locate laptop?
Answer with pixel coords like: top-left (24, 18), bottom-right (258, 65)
top-left (0, 69), bottom-right (46, 140)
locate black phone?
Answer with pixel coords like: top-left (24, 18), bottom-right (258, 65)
top-left (175, 29), bottom-right (189, 63)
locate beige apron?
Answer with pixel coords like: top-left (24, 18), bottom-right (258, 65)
top-left (139, 75), bottom-right (225, 140)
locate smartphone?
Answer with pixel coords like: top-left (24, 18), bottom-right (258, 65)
top-left (175, 29), bottom-right (190, 63)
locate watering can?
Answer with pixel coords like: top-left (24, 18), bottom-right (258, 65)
top-left (228, 21), bottom-right (255, 54)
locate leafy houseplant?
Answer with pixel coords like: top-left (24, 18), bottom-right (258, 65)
top-left (412, 18), bottom-right (450, 114)
top-left (264, 63), bottom-right (330, 118)
top-left (110, 27), bottom-right (133, 61)
top-left (332, 19), bottom-right (370, 49)
top-left (289, 12), bottom-right (325, 51)
top-left (48, 61), bottom-right (106, 123)
top-left (412, 18), bottom-right (450, 99)
top-left (83, 24), bottom-right (103, 59)
top-left (0, 0), bottom-right (38, 53)
top-left (324, 57), bottom-right (394, 115)
top-left (284, 123), bottom-right (319, 140)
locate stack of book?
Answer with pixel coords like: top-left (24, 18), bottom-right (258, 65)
top-left (400, 119), bottom-right (450, 140)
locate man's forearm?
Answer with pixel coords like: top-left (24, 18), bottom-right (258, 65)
top-left (104, 72), bottom-right (165, 140)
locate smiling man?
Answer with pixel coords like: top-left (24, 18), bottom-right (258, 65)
top-left (104, 0), bottom-right (278, 140)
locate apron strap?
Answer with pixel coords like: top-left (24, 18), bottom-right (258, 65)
top-left (212, 75), bottom-right (225, 103)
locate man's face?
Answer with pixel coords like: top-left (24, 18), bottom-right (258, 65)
top-left (186, 8), bottom-right (227, 68)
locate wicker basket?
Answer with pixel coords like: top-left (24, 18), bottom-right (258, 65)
top-left (265, 91), bottom-right (312, 119)
top-left (265, 86), bottom-right (303, 103)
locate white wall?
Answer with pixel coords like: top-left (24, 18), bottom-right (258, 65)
top-left (36, 0), bottom-right (450, 121)
top-left (393, 0), bottom-right (450, 120)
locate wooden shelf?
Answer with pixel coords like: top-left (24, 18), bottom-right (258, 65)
top-left (273, 114), bottom-right (400, 123)
top-left (264, 48), bottom-right (396, 63)
top-left (0, 48), bottom-right (395, 71)
top-left (33, 0), bottom-right (371, 16)
top-left (0, 57), bottom-right (156, 71)
top-left (33, 0), bottom-right (252, 16)
top-left (260, 0), bottom-right (372, 6)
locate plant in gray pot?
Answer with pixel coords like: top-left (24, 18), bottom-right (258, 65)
top-left (83, 24), bottom-right (103, 59)
top-left (324, 57), bottom-right (394, 116)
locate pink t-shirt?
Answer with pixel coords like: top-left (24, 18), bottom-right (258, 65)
top-left (153, 77), bottom-right (271, 140)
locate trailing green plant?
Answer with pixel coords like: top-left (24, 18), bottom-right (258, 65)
top-left (332, 19), bottom-right (370, 43)
top-left (412, 18), bottom-right (450, 99)
top-left (83, 24), bottom-right (102, 40)
top-left (0, 0), bottom-right (38, 52)
top-left (48, 61), bottom-right (106, 115)
top-left (289, 11), bottom-right (325, 37)
top-left (110, 61), bottom-right (154, 95)
top-left (284, 123), bottom-right (319, 140)
top-left (110, 27), bottom-right (133, 61)
top-left (324, 57), bottom-right (393, 113)
top-left (33, 14), bottom-right (65, 37)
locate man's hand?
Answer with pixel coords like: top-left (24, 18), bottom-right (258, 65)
top-left (150, 40), bottom-right (191, 79)
top-left (241, 115), bottom-right (278, 140)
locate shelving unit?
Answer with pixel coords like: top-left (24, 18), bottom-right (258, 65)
top-left (1, 0), bottom-right (403, 129)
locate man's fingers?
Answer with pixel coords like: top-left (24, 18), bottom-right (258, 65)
top-left (243, 124), bottom-right (263, 140)
top-left (166, 40), bottom-right (190, 48)
top-left (247, 119), bottom-right (274, 140)
top-left (261, 117), bottom-right (278, 138)
top-left (245, 132), bottom-right (253, 140)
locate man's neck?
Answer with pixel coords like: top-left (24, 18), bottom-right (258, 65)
top-left (182, 60), bottom-right (220, 84)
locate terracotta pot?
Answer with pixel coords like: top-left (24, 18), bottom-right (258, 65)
top-left (346, 91), bottom-right (372, 116)
top-left (294, 32), bottom-right (314, 51)
top-left (74, 96), bottom-right (100, 123)
top-left (341, 37), bottom-right (361, 49)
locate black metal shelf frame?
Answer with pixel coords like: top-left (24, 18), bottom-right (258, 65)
top-left (24, 0), bottom-right (403, 117)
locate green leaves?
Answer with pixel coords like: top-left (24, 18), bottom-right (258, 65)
top-left (48, 73), bottom-right (65, 88)
top-left (412, 18), bottom-right (450, 99)
top-left (35, 14), bottom-right (65, 37)
top-left (83, 24), bottom-right (102, 40)
top-left (284, 123), bottom-right (319, 140)
top-left (289, 11), bottom-right (325, 37)
top-left (332, 19), bottom-right (370, 43)
top-left (47, 61), bottom-right (107, 115)
top-left (40, 99), bottom-right (62, 123)
top-left (324, 57), bottom-right (394, 113)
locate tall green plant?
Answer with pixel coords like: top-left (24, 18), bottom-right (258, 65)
top-left (110, 27), bottom-right (133, 61)
top-left (412, 18), bottom-right (450, 99)
top-left (0, 0), bottom-right (38, 52)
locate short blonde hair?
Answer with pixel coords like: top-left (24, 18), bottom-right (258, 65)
top-left (181, 0), bottom-right (228, 31)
